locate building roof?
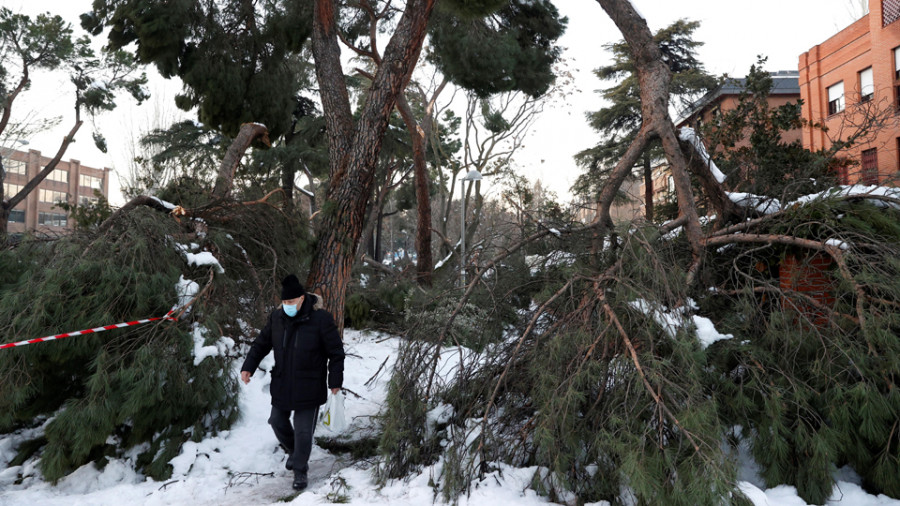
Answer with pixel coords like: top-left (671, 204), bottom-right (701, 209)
top-left (675, 71), bottom-right (800, 126)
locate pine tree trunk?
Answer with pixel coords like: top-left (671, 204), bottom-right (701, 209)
top-left (212, 123), bottom-right (269, 199)
top-left (396, 94), bottom-right (434, 286)
top-left (0, 205), bottom-right (9, 237)
top-left (643, 152), bottom-right (654, 222)
top-left (307, 0), bottom-right (435, 330)
top-left (281, 164), bottom-right (295, 214)
top-left (593, 0), bottom-right (703, 259)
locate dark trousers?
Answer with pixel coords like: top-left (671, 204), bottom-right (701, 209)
top-left (268, 405), bottom-right (318, 474)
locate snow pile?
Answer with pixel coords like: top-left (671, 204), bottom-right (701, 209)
top-left (727, 185), bottom-right (900, 216)
top-left (793, 184), bottom-right (900, 208)
top-left (525, 250), bottom-right (576, 274)
top-left (190, 324), bottom-right (235, 366)
top-left (629, 299), bottom-right (733, 349)
top-left (174, 241), bottom-right (225, 273)
top-left (726, 191), bottom-right (781, 214)
top-left (184, 251), bottom-right (224, 273)
top-left (174, 275), bottom-right (199, 308)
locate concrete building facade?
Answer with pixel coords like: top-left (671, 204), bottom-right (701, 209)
top-left (2, 148), bottom-right (111, 235)
top-left (799, 0), bottom-right (900, 184)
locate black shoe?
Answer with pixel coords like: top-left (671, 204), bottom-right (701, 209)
top-left (292, 472), bottom-right (308, 491)
top-left (285, 455), bottom-right (293, 471)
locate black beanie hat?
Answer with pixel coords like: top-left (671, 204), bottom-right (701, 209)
top-left (281, 274), bottom-right (305, 300)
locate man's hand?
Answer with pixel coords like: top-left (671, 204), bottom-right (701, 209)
top-left (241, 371), bottom-right (251, 384)
top-left (331, 388), bottom-right (340, 395)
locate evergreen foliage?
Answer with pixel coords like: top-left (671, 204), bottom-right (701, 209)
top-left (82, 0), bottom-right (313, 139)
top-left (428, 0), bottom-right (566, 98)
top-left (705, 199), bottom-right (900, 503)
top-left (376, 187), bottom-right (900, 504)
top-left (574, 19), bottom-right (717, 202)
top-left (0, 177), bottom-right (310, 482)
top-left (700, 60), bottom-right (839, 201)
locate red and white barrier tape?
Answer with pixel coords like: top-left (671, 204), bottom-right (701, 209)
top-left (0, 310), bottom-right (178, 350)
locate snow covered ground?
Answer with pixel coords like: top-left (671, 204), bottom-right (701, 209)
top-left (1, 329), bottom-right (899, 506)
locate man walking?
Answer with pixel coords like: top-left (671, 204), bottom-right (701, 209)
top-left (241, 274), bottom-right (345, 491)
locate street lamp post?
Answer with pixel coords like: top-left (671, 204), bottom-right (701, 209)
top-left (459, 169), bottom-right (482, 287)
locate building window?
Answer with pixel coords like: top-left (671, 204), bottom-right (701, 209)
top-left (861, 148), bottom-right (879, 185)
top-left (38, 189), bottom-right (67, 204)
top-left (885, 0), bottom-right (900, 26)
top-left (4, 159), bottom-right (26, 176)
top-left (859, 67), bottom-right (874, 102)
top-left (45, 168), bottom-right (68, 184)
top-left (827, 82), bottom-right (845, 115)
top-left (897, 138), bottom-right (900, 175)
top-left (9, 209), bottom-right (25, 223)
top-left (667, 175), bottom-right (675, 194)
top-left (895, 47), bottom-right (900, 79)
top-left (38, 212), bottom-right (67, 227)
top-left (3, 182), bottom-right (22, 198)
top-left (79, 195), bottom-right (99, 206)
top-left (79, 174), bottom-right (102, 190)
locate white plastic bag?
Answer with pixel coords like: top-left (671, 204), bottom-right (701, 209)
top-left (319, 391), bottom-right (348, 433)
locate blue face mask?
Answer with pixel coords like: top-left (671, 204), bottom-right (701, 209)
top-left (283, 303), bottom-right (298, 317)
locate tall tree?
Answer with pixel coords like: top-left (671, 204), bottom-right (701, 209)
top-left (575, 19), bottom-right (716, 222)
top-left (0, 8), bottom-right (147, 236)
top-left (83, 0), bottom-right (324, 210)
top-left (341, 0), bottom-right (566, 286)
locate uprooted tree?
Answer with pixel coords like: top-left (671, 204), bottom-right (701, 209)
top-left (376, 1), bottom-right (900, 505)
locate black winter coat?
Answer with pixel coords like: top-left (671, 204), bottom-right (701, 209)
top-left (241, 294), bottom-right (345, 410)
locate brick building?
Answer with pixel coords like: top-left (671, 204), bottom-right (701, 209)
top-left (799, 0), bottom-right (900, 185)
top-left (636, 72), bottom-right (803, 212)
top-left (2, 148), bottom-right (111, 235)
top-left (674, 70), bottom-right (803, 147)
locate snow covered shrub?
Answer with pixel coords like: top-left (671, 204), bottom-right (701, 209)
top-left (0, 196), bottom-right (308, 483)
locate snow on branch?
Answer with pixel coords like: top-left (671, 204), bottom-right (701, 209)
top-left (678, 127), bottom-right (726, 183)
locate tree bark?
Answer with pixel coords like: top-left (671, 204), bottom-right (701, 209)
top-left (211, 123), bottom-right (270, 199)
top-left (643, 152), bottom-right (653, 222)
top-left (307, 0), bottom-right (436, 331)
top-left (593, 0), bottom-right (703, 259)
top-left (396, 94), bottom-right (434, 286)
top-left (0, 70), bottom-right (29, 139)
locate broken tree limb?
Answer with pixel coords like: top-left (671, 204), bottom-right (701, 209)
top-left (212, 123), bottom-right (271, 199)
top-left (591, 0), bottom-right (704, 260)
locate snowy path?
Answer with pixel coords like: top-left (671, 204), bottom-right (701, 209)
top-left (1, 330), bottom-right (899, 506)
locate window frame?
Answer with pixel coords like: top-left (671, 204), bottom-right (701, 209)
top-left (44, 168), bottom-right (69, 184)
top-left (38, 189), bottom-right (68, 204)
top-left (4, 159), bottom-right (26, 176)
top-left (859, 67), bottom-right (874, 102)
top-left (894, 46), bottom-right (900, 80)
top-left (3, 182), bottom-right (23, 198)
top-left (38, 211), bottom-right (67, 227)
top-left (79, 174), bottom-right (102, 190)
top-left (861, 148), bottom-right (879, 185)
top-left (827, 81), bottom-right (845, 115)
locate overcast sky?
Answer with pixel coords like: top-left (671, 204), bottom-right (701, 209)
top-left (5, 0), bottom-right (866, 205)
